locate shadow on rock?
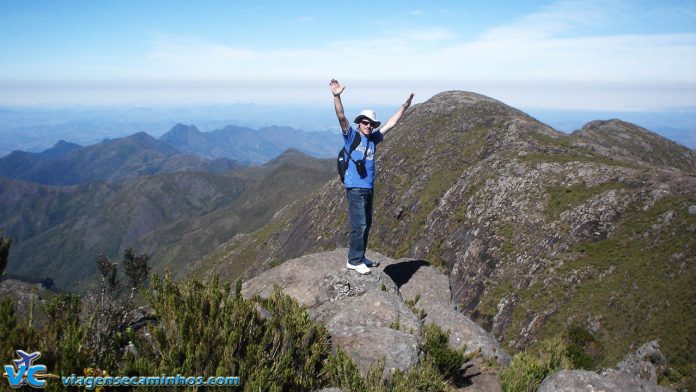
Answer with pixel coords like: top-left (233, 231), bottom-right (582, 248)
top-left (383, 259), bottom-right (431, 288)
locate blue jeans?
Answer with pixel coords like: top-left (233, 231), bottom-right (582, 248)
top-left (346, 187), bottom-right (373, 265)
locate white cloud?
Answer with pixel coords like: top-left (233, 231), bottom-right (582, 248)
top-left (478, 0), bottom-right (610, 42)
top-left (3, 0), bottom-right (695, 109)
top-left (138, 0), bottom-right (696, 86)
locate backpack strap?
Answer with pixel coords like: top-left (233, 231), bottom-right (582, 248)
top-left (349, 132), bottom-right (362, 155)
top-left (340, 131), bottom-right (362, 160)
top-left (347, 133), bottom-right (368, 163)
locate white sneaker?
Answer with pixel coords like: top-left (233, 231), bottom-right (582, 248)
top-left (346, 261), bottom-right (371, 275)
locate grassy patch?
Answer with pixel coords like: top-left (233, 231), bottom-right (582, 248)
top-left (497, 222), bottom-right (516, 257)
top-left (546, 181), bottom-right (625, 219)
top-left (502, 194), bottom-right (696, 389)
top-left (500, 336), bottom-right (572, 392)
top-left (405, 294), bottom-right (426, 321)
top-left (529, 130), bottom-right (574, 149)
top-left (478, 281), bottom-right (514, 317)
top-left (519, 152), bottom-right (643, 170)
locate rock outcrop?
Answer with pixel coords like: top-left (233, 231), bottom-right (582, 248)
top-left (538, 370), bottom-right (673, 392)
top-left (540, 341), bottom-right (674, 392)
top-left (242, 248), bottom-right (509, 380)
top-left (0, 278), bottom-right (53, 328)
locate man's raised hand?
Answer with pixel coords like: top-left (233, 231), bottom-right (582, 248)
top-left (330, 79), bottom-right (345, 97)
top-left (403, 93), bottom-right (414, 108)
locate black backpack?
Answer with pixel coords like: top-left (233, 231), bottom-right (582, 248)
top-left (337, 133), bottom-right (368, 183)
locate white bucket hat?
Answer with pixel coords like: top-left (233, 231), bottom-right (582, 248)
top-left (354, 109), bottom-right (381, 128)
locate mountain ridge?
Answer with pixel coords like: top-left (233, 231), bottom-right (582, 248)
top-left (190, 90), bottom-right (696, 386)
top-left (0, 131), bottom-right (241, 186)
top-left (159, 123), bottom-right (340, 163)
top-left (571, 119), bottom-right (696, 175)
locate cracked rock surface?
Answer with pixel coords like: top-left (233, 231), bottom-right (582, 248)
top-left (242, 248), bottom-right (509, 378)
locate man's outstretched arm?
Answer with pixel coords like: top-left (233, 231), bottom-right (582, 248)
top-left (379, 93), bottom-right (414, 136)
top-left (330, 79), bottom-right (350, 133)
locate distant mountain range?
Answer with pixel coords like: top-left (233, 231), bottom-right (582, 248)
top-left (0, 121), bottom-right (342, 290)
top-left (0, 132), bottom-right (240, 186)
top-left (1, 148), bottom-right (334, 291)
top-left (0, 124), bottom-right (341, 186)
top-left (159, 123), bottom-right (339, 163)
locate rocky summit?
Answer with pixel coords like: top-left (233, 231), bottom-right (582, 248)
top-left (195, 91), bottom-right (696, 386)
top-left (242, 248), bottom-right (509, 388)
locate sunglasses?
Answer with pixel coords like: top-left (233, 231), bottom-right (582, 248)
top-left (360, 119), bottom-right (374, 127)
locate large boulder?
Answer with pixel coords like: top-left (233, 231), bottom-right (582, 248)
top-left (242, 248), bottom-right (509, 378)
top-left (384, 258), bottom-right (511, 364)
top-left (311, 288), bottom-right (422, 375)
top-left (311, 289), bottom-right (421, 337)
top-left (331, 326), bottom-right (420, 376)
top-left (316, 268), bottom-right (400, 304)
top-left (242, 249), bottom-right (396, 306)
top-left (242, 249), bottom-right (347, 307)
top-left (242, 249), bottom-right (419, 375)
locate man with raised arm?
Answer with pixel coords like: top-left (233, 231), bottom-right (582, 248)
top-left (330, 78), bottom-right (414, 274)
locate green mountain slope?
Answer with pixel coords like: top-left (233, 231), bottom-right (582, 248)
top-left (572, 119), bottom-right (696, 175)
top-left (1, 150), bottom-right (334, 291)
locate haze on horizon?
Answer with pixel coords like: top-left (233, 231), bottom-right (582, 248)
top-left (1, 0), bottom-right (695, 112)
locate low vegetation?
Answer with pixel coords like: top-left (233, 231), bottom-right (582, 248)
top-left (0, 236), bottom-right (473, 391)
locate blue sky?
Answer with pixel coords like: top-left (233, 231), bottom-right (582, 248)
top-left (1, 0), bottom-right (695, 110)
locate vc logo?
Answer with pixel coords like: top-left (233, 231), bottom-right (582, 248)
top-left (3, 350), bottom-right (47, 388)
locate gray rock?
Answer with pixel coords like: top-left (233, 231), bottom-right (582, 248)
top-left (0, 279), bottom-right (42, 312)
top-left (124, 306), bottom-right (156, 330)
top-left (0, 279), bottom-right (49, 327)
top-left (383, 258), bottom-right (510, 364)
top-left (331, 325), bottom-right (419, 377)
top-left (688, 205), bottom-right (696, 215)
top-left (461, 357), bottom-right (503, 392)
top-left (602, 340), bottom-right (667, 384)
top-left (242, 248), bottom-right (397, 308)
top-left (317, 268), bottom-right (400, 304)
top-left (392, 259), bottom-right (451, 308)
top-left (425, 302), bottom-right (511, 365)
top-left (242, 249), bottom-right (351, 307)
top-left (311, 289), bottom-right (421, 336)
top-left (539, 370), bottom-right (674, 392)
top-left (243, 248), bottom-right (510, 379)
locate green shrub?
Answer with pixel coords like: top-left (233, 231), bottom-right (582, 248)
top-left (325, 349), bottom-right (367, 392)
top-left (326, 351), bottom-right (454, 392)
top-left (405, 294), bottom-right (426, 321)
top-left (500, 336), bottom-right (572, 392)
top-left (0, 297), bottom-right (36, 365)
top-left (388, 361), bottom-right (454, 392)
top-left (125, 274), bottom-right (330, 391)
top-left (500, 352), bottom-right (550, 392)
top-left (39, 294), bottom-right (88, 377)
top-left (565, 326), bottom-right (603, 370)
top-left (421, 323), bottom-right (470, 380)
